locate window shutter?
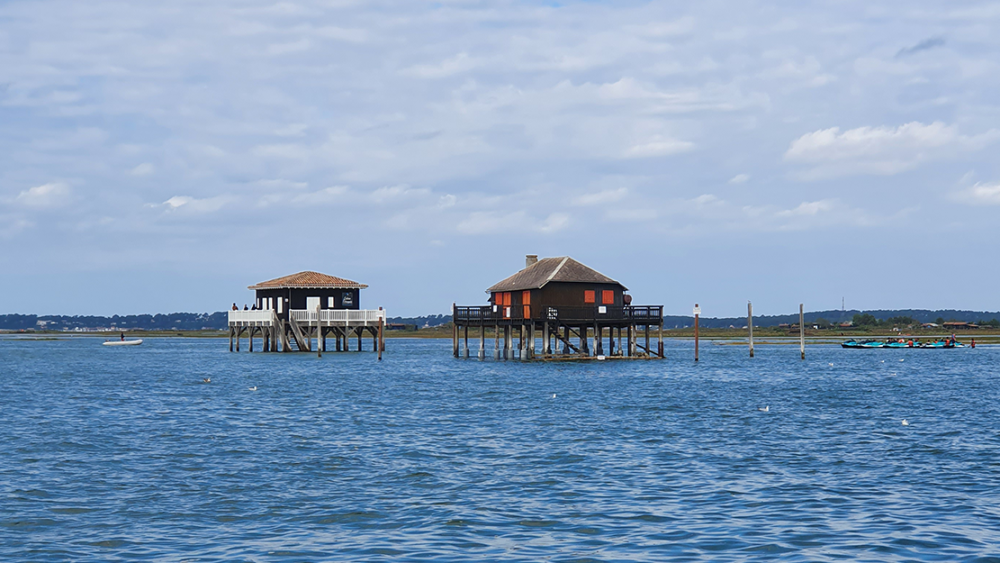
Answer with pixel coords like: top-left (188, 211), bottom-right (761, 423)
top-left (584, 290), bottom-right (595, 304)
top-left (522, 291), bottom-right (531, 305)
top-left (602, 290), bottom-right (614, 304)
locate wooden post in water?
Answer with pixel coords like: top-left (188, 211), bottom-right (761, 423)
top-left (748, 301), bottom-right (754, 358)
top-left (378, 308), bottom-right (384, 361)
top-left (463, 324), bottom-right (469, 358)
top-left (494, 322), bottom-right (500, 359)
top-left (452, 303), bottom-right (459, 358)
top-left (478, 324), bottom-right (485, 359)
top-left (229, 328), bottom-right (234, 352)
top-left (694, 303), bottom-right (700, 362)
top-left (316, 304), bottom-right (322, 358)
top-left (799, 303), bottom-right (805, 360)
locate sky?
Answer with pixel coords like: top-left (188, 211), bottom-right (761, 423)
top-left (2, 0), bottom-right (1000, 318)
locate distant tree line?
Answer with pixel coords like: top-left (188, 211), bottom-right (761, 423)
top-left (0, 313), bottom-right (228, 331)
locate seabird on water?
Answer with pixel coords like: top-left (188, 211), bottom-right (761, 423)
top-left (248, 386), bottom-right (257, 391)
top-left (901, 419), bottom-right (909, 426)
top-left (758, 406), bottom-right (769, 412)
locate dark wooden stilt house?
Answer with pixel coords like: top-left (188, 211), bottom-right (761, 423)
top-left (453, 255), bottom-right (665, 360)
top-left (227, 271), bottom-right (385, 356)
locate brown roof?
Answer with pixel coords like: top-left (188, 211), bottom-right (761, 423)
top-left (486, 256), bottom-right (626, 293)
top-left (248, 271), bottom-right (368, 290)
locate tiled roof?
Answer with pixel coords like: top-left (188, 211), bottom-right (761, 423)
top-left (248, 271), bottom-right (368, 290)
top-left (486, 257), bottom-right (626, 293)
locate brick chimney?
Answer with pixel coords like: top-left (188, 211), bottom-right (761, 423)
top-left (525, 254), bottom-right (538, 268)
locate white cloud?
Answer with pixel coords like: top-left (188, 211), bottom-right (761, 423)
top-left (954, 181), bottom-right (1000, 205)
top-left (728, 174), bottom-right (750, 184)
top-left (158, 195), bottom-right (232, 213)
top-left (403, 53), bottom-right (476, 78)
top-left (623, 137), bottom-right (695, 158)
top-left (573, 187), bottom-right (628, 206)
top-left (15, 183), bottom-right (71, 207)
top-left (456, 210), bottom-right (570, 235)
top-left (785, 122), bottom-right (999, 178)
top-left (130, 163), bottom-right (154, 176)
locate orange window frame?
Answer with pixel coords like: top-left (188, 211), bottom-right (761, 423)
top-left (584, 290), bottom-right (595, 304)
top-left (602, 290), bottom-right (614, 304)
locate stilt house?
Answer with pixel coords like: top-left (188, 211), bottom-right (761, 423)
top-left (228, 271), bottom-right (386, 355)
top-left (453, 255), bottom-right (664, 360)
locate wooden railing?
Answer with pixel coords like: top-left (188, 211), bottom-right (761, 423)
top-left (454, 305), bottom-right (663, 323)
top-left (289, 309), bottom-right (386, 325)
top-left (228, 310), bottom-right (276, 326)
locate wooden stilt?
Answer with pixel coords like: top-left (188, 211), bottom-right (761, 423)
top-left (645, 323), bottom-right (650, 357)
top-left (494, 323), bottom-right (500, 359)
top-left (452, 303), bottom-right (459, 358)
top-left (543, 321), bottom-right (550, 354)
top-left (658, 318), bottom-right (664, 358)
top-left (229, 328), bottom-right (234, 352)
top-left (236, 328), bottom-right (241, 352)
top-left (463, 324), bottom-right (469, 358)
top-left (748, 301), bottom-right (754, 358)
top-left (378, 307), bottom-right (384, 360)
top-left (479, 324), bottom-right (485, 359)
top-left (800, 303), bottom-right (805, 360)
top-left (694, 304), bottom-right (700, 362)
top-left (356, 327), bottom-right (362, 352)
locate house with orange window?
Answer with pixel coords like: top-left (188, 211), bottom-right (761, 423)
top-left (452, 255), bottom-right (664, 360)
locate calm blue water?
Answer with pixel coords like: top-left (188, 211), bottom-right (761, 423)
top-left (2, 337), bottom-right (1000, 561)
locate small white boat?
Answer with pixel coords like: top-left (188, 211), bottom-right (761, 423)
top-left (103, 339), bottom-right (143, 346)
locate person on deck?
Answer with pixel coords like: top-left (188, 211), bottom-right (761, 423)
top-left (243, 304), bottom-right (249, 310)
top-left (232, 303), bottom-right (238, 311)
top-left (120, 332), bottom-right (125, 341)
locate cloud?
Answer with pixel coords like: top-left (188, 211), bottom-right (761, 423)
top-left (403, 53), bottom-right (476, 78)
top-left (785, 122), bottom-right (999, 179)
top-left (623, 137), bottom-right (695, 158)
top-left (456, 210), bottom-right (570, 235)
top-left (896, 37), bottom-right (946, 58)
top-left (728, 174), bottom-right (750, 184)
top-left (156, 195), bottom-right (232, 213)
top-left (573, 187), bottom-right (628, 206)
top-left (130, 163), bottom-right (154, 176)
top-left (15, 183), bottom-right (71, 207)
top-left (954, 181), bottom-right (1000, 205)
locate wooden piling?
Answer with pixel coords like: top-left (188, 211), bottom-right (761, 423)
top-left (479, 324), bottom-right (485, 359)
top-left (316, 304), bottom-right (322, 357)
top-left (799, 303), bottom-right (805, 360)
top-left (229, 328), bottom-right (234, 352)
top-left (378, 307), bottom-right (384, 360)
top-left (494, 323), bottom-right (500, 359)
top-left (694, 303), bottom-right (700, 362)
top-left (452, 304), bottom-right (459, 358)
top-left (463, 324), bottom-right (469, 358)
top-left (748, 301), bottom-right (754, 358)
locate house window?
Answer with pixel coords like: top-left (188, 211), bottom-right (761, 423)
top-left (342, 292), bottom-right (354, 306)
top-left (584, 290), bottom-right (595, 304)
top-left (503, 292), bottom-right (511, 306)
top-left (602, 290), bottom-right (614, 305)
top-left (523, 305), bottom-right (531, 318)
top-left (328, 296), bottom-right (335, 308)
top-left (522, 291), bottom-right (531, 305)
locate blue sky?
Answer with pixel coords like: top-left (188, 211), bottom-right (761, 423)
top-left (2, 0), bottom-right (999, 317)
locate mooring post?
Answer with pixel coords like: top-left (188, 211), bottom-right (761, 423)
top-left (378, 307), bottom-right (384, 360)
top-left (494, 323), bottom-right (500, 359)
top-left (658, 307), bottom-right (665, 358)
top-left (800, 303), bottom-right (805, 360)
top-left (452, 303), bottom-right (459, 358)
top-left (748, 301), bottom-right (754, 358)
top-left (478, 324), bottom-right (485, 359)
top-left (315, 304), bottom-right (321, 358)
top-left (463, 324), bottom-right (469, 358)
top-left (229, 328), bottom-right (234, 352)
top-left (694, 303), bottom-right (700, 362)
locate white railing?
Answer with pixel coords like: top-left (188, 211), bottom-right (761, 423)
top-left (289, 309), bottom-right (387, 325)
top-left (228, 310), bottom-right (276, 325)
